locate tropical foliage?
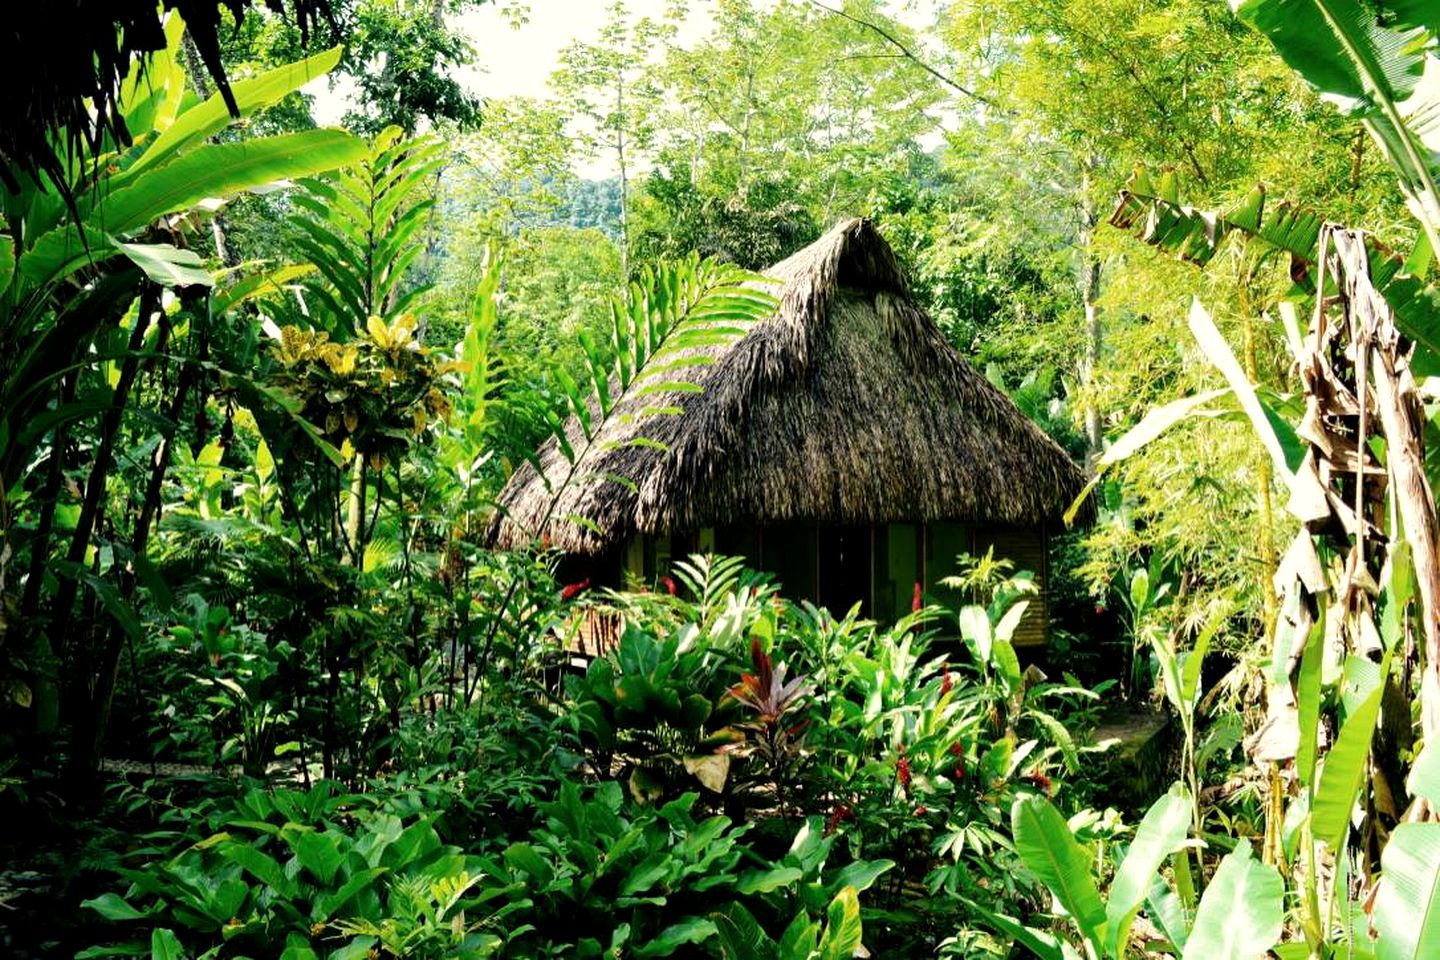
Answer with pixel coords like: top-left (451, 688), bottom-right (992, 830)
top-left (9, 1), bottom-right (1440, 959)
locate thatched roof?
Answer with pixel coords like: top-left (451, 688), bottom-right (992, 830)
top-left (488, 218), bottom-right (1088, 554)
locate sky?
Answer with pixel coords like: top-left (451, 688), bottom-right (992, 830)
top-left (307, 0), bottom-right (946, 178)
top-left (309, 1), bottom-right (725, 132)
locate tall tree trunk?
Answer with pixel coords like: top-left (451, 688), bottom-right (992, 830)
top-left (49, 289), bottom-right (157, 652)
top-left (616, 76), bottom-right (630, 278)
top-left (345, 453), bottom-right (367, 565)
top-left (16, 371), bottom-right (78, 735)
top-left (1238, 278), bottom-right (1280, 637)
top-left (1078, 163), bottom-right (1104, 469)
top-left (53, 286), bottom-right (158, 784)
top-left (79, 313), bottom-right (200, 780)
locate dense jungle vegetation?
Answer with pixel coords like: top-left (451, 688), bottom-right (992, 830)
top-left (4, 1), bottom-right (1440, 957)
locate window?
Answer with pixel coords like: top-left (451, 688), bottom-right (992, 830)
top-left (873, 523), bottom-right (918, 623)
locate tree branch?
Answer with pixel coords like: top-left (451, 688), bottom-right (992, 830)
top-left (807, 0), bottom-right (998, 110)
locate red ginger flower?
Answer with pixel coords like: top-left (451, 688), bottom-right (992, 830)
top-left (897, 754), bottom-right (912, 792)
top-left (950, 741), bottom-right (966, 780)
top-left (560, 578), bottom-right (590, 601)
top-left (825, 803), bottom-right (854, 836)
top-left (941, 671), bottom-right (953, 695)
top-left (912, 581), bottom-right (922, 612)
top-left (660, 575), bottom-right (677, 596)
top-left (1023, 768), bottom-right (1053, 797)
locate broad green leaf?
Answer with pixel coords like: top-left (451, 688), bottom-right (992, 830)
top-left (1145, 872), bottom-right (1191, 951)
top-left (1408, 741), bottom-right (1440, 807)
top-left (26, 131), bottom-right (365, 288)
top-left (1106, 786), bottom-right (1194, 957)
top-left (279, 933), bottom-right (320, 960)
top-left (964, 898), bottom-right (1066, 960)
top-left (329, 938), bottom-right (377, 960)
top-left (995, 598), bottom-right (1030, 643)
top-left (211, 264), bottom-right (316, 315)
top-left (1296, 617), bottom-right (1325, 790)
top-left (634, 917), bottom-right (719, 958)
top-left (83, 892), bottom-right (148, 921)
top-left (959, 605), bottom-right (993, 663)
top-left (710, 902), bottom-right (777, 959)
top-left (0, 233), bottom-right (13, 301)
top-left (99, 129), bottom-right (365, 235)
top-left (736, 866), bottom-right (803, 895)
top-left (112, 240), bottom-right (213, 288)
top-left (1065, 389), bottom-right (1230, 524)
top-left (1028, 708), bottom-right (1080, 774)
top-left (1130, 569), bottom-right (1151, 615)
top-left (126, 47), bottom-right (345, 176)
top-left (1011, 794), bottom-right (1108, 953)
top-left (778, 914), bottom-right (820, 958)
top-left (827, 858), bottom-right (894, 896)
top-left (315, 867), bottom-right (388, 919)
top-left (1179, 614), bottom-right (1221, 706)
top-left (292, 829), bottom-right (344, 885)
top-left (1372, 823), bottom-right (1440, 960)
top-left (1181, 844), bottom-right (1283, 960)
top-left (818, 886), bottom-right (863, 960)
top-left (992, 637), bottom-right (1023, 692)
top-left (1312, 666), bottom-right (1386, 851)
top-left (149, 928), bottom-right (185, 960)
top-left (1229, 0), bottom-right (1440, 255)
top-left (1188, 299), bottom-right (1310, 500)
top-left (219, 842), bottom-right (292, 895)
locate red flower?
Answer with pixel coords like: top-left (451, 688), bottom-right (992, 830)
top-left (941, 671), bottom-right (953, 696)
top-left (825, 803), bottom-right (854, 836)
top-left (1094, 603), bottom-right (1105, 615)
top-left (1023, 768), bottom-right (1053, 797)
top-left (912, 581), bottom-right (922, 612)
top-left (897, 754), bottom-right (912, 792)
top-left (660, 575), bottom-right (677, 596)
top-left (914, 805), bottom-right (927, 816)
top-left (949, 741), bottom-right (966, 780)
top-left (560, 578), bottom-right (590, 601)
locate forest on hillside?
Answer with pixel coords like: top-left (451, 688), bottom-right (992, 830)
top-left (4, 1), bottom-right (1440, 957)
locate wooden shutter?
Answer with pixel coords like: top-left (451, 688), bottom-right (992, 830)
top-left (975, 524), bottom-right (1050, 648)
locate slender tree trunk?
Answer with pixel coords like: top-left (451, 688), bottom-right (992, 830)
top-left (1078, 164), bottom-right (1104, 469)
top-left (16, 371), bottom-right (78, 735)
top-left (1238, 278), bottom-right (1280, 637)
top-left (80, 315), bottom-right (200, 778)
top-left (345, 453), bottom-right (366, 565)
top-left (54, 286), bottom-right (158, 785)
top-left (49, 289), bottom-right (157, 660)
top-left (616, 76), bottom-right (630, 278)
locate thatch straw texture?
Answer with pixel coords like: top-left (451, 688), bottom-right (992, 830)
top-left (488, 218), bottom-right (1088, 554)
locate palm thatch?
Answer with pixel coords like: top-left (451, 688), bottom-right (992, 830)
top-left (489, 217), bottom-right (1088, 555)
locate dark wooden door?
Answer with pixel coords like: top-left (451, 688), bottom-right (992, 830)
top-left (818, 525), bottom-right (870, 616)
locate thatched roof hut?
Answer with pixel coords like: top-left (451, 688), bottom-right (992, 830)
top-left (489, 218), bottom-right (1087, 642)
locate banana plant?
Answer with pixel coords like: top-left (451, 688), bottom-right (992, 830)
top-left (1229, 0), bottom-right (1440, 258)
top-left (997, 787), bottom-right (1284, 960)
top-left (0, 20), bottom-right (365, 488)
top-left (1108, 167), bottom-right (1440, 374)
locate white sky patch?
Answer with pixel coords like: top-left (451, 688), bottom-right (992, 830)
top-left (307, 1), bottom-right (723, 133)
top-left (306, 0), bottom-right (951, 178)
